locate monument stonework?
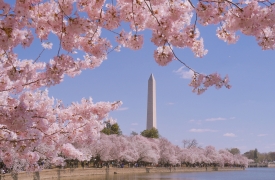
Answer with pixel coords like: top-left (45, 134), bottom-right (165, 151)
top-left (147, 74), bottom-right (157, 130)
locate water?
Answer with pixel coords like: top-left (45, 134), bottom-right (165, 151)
top-left (80, 168), bottom-right (275, 180)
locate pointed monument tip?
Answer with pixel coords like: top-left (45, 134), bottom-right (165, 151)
top-left (149, 73), bottom-right (154, 79)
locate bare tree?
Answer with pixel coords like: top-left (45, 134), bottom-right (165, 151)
top-left (130, 131), bottom-right (138, 136)
top-left (182, 139), bottom-right (199, 149)
top-left (227, 148), bottom-right (240, 155)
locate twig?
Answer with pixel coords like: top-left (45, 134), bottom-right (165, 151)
top-left (167, 42), bottom-right (198, 74)
top-left (188, 0), bottom-right (196, 9)
top-left (34, 49), bottom-right (45, 63)
top-left (144, 0), bottom-right (161, 26)
top-left (132, 0), bottom-right (138, 34)
top-left (107, 45), bottom-right (119, 54)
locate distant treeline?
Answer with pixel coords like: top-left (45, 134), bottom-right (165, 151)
top-left (243, 149), bottom-right (275, 163)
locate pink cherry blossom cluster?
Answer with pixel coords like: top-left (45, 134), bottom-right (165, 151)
top-left (189, 73), bottom-right (231, 95)
top-left (0, 88), bottom-right (121, 171)
top-left (0, 0), bottom-right (272, 172)
top-left (196, 0), bottom-right (275, 50)
top-left (79, 134), bottom-right (249, 167)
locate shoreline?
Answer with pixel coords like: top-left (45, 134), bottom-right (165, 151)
top-left (0, 166), bottom-right (245, 180)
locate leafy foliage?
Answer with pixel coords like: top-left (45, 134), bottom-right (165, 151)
top-left (254, 148), bottom-right (258, 160)
top-left (140, 128), bottom-right (159, 138)
top-left (243, 149), bottom-right (275, 163)
top-left (101, 123), bottom-right (122, 135)
top-left (227, 148), bottom-right (241, 155)
top-left (130, 131), bottom-right (138, 136)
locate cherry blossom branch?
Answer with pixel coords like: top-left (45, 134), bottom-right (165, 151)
top-left (107, 45), bottom-right (120, 54)
top-left (259, 1), bottom-right (269, 6)
top-left (227, 4), bottom-right (240, 18)
top-left (131, 0), bottom-right (138, 34)
top-left (34, 49), bottom-right (45, 63)
top-left (0, 105), bottom-right (13, 107)
top-left (57, 14), bottom-right (64, 56)
top-left (144, 0), bottom-right (161, 26)
top-left (56, 1), bottom-right (73, 56)
top-left (0, 78), bottom-right (44, 92)
top-left (57, 1), bottom-right (71, 19)
top-left (167, 42), bottom-right (198, 74)
top-left (266, 0), bottom-right (274, 5)
top-left (199, 0), bottom-right (243, 11)
top-left (224, 0), bottom-right (243, 11)
top-left (33, 148), bottom-right (47, 157)
top-left (0, 138), bottom-right (37, 142)
top-left (106, 29), bottom-right (120, 35)
top-left (194, 13), bottom-right (198, 31)
top-left (188, 0), bottom-right (196, 9)
top-left (90, 24), bottom-right (99, 41)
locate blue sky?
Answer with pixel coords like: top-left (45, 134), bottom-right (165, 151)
top-left (45, 24), bottom-right (275, 154)
top-left (11, 1), bottom-right (275, 153)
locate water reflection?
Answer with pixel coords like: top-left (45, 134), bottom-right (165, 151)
top-left (58, 168), bottom-right (275, 180)
top-left (58, 172), bottom-right (199, 180)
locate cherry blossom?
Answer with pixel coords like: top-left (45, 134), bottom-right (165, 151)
top-left (154, 46), bottom-right (174, 66)
top-left (130, 135), bottom-right (159, 163)
top-left (76, 134), bottom-right (249, 168)
top-left (0, 0), bottom-right (270, 171)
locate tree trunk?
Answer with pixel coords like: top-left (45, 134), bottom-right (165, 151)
top-left (11, 172), bottom-right (18, 180)
top-left (33, 171), bottom-right (40, 180)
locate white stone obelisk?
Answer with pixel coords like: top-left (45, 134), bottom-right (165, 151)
top-left (147, 74), bottom-right (157, 130)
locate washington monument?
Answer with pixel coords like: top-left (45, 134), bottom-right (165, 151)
top-left (147, 74), bottom-right (157, 130)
